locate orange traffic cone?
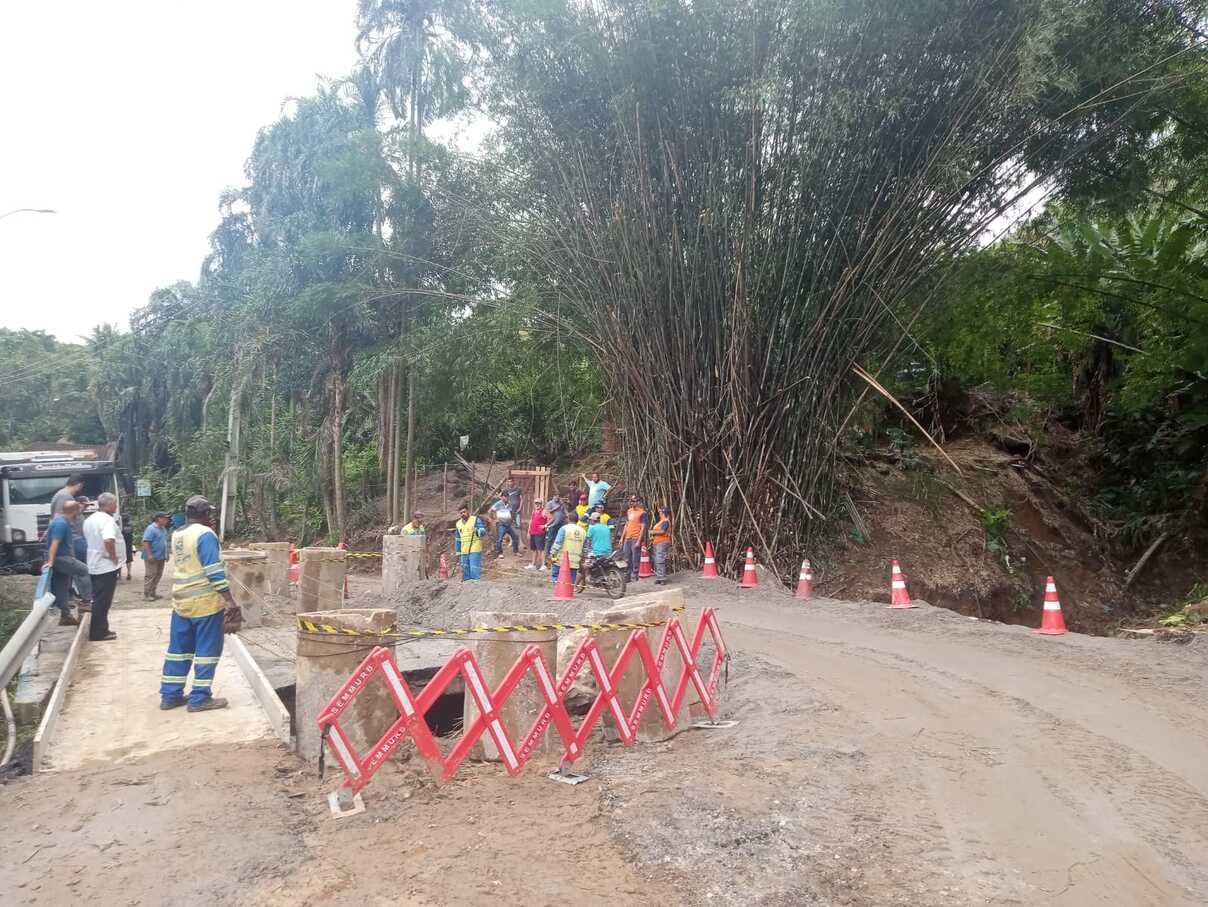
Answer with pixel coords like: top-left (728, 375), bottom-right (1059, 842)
top-left (795, 559), bottom-right (814, 600)
top-left (701, 542), bottom-right (719, 579)
top-left (889, 560), bottom-right (913, 609)
top-left (1034, 576), bottom-right (1067, 635)
top-left (438, 554), bottom-right (450, 580)
top-left (550, 550), bottom-right (575, 602)
top-left (738, 547), bottom-right (758, 589)
top-left (639, 545), bottom-right (654, 579)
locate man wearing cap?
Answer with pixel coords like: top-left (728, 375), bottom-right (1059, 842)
top-left (160, 495), bottom-right (242, 712)
top-left (400, 512), bottom-right (426, 536)
top-left (141, 511), bottom-right (171, 601)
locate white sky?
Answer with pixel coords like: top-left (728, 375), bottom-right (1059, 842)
top-left (0, 1), bottom-right (361, 343)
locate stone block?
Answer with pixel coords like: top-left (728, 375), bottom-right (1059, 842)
top-left (248, 541), bottom-right (291, 595)
top-left (223, 549), bottom-right (268, 628)
top-left (586, 586), bottom-right (693, 742)
top-left (296, 608), bottom-right (398, 768)
top-left (464, 611), bottom-right (559, 762)
top-left (299, 547), bottom-right (347, 613)
top-left (382, 534), bottom-right (427, 597)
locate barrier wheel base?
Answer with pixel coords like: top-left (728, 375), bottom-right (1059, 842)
top-left (328, 788), bottom-right (366, 819)
top-left (693, 720), bottom-right (739, 730)
top-left (548, 764), bottom-right (591, 786)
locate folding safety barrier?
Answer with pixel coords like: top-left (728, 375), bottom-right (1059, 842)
top-left (318, 607), bottom-right (728, 797)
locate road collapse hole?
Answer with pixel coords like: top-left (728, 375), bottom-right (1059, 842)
top-left (424, 690), bottom-right (464, 737)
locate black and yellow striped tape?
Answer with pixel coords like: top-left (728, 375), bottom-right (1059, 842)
top-left (296, 608), bottom-right (686, 638)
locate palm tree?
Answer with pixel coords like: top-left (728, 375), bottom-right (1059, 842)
top-left (356, 0), bottom-right (477, 522)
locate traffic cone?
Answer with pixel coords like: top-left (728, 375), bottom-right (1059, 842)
top-left (439, 554), bottom-right (450, 580)
top-left (795, 559), bottom-right (814, 600)
top-left (550, 550), bottom-right (575, 602)
top-left (639, 545), bottom-right (654, 578)
top-left (1034, 576), bottom-right (1067, 635)
top-left (738, 547), bottom-right (758, 589)
top-left (701, 542), bottom-right (719, 579)
top-left (889, 560), bottom-right (913, 609)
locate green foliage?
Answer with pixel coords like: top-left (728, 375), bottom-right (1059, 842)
top-left (981, 507), bottom-right (1013, 556)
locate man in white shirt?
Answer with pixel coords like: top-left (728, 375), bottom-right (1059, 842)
top-left (83, 492), bottom-right (125, 642)
top-left (489, 491), bottom-right (520, 556)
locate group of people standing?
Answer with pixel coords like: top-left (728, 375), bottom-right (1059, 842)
top-left (42, 474), bottom-right (177, 641)
top-left (451, 470), bottom-right (673, 588)
top-left (41, 478), bottom-right (241, 712)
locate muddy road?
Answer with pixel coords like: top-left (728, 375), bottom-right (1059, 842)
top-left (2, 576), bottom-right (1205, 905)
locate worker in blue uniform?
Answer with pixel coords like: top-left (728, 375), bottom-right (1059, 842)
top-left (159, 495), bottom-right (242, 712)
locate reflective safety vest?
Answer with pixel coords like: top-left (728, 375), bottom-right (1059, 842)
top-left (401, 522), bottom-right (425, 536)
top-left (455, 517), bottom-right (483, 554)
top-left (560, 523), bottom-right (587, 568)
top-left (171, 523), bottom-right (227, 618)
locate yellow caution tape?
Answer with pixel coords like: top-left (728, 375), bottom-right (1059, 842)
top-left (296, 608), bottom-right (686, 639)
top-left (344, 551), bottom-right (384, 558)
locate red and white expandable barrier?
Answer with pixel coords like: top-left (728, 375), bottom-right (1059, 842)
top-left (318, 608), bottom-right (729, 797)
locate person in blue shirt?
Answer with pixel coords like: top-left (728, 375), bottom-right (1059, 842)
top-left (581, 471), bottom-right (611, 508)
top-left (42, 499), bottom-right (86, 625)
top-left (578, 511), bottom-right (614, 591)
top-left (141, 511), bottom-right (171, 601)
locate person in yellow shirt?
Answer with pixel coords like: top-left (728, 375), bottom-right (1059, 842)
top-left (400, 511), bottom-right (426, 536)
top-left (454, 505), bottom-right (486, 580)
top-left (160, 495), bottom-right (242, 712)
top-left (575, 493), bottom-right (590, 520)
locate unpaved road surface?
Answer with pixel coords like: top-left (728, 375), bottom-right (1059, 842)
top-left (3, 575), bottom-right (1206, 905)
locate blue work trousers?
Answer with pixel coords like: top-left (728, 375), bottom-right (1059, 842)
top-left (459, 550), bottom-right (482, 580)
top-left (550, 563), bottom-right (578, 586)
top-left (50, 555), bottom-right (88, 615)
top-left (160, 610), bottom-right (225, 707)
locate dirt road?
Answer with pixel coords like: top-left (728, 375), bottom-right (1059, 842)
top-left (3, 575), bottom-right (1206, 905)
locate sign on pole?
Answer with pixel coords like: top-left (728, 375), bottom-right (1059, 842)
top-left (135, 478), bottom-right (151, 498)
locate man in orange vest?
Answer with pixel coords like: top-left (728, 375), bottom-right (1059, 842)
top-left (619, 495), bottom-right (649, 582)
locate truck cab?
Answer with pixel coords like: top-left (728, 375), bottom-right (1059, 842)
top-left (0, 447), bottom-right (121, 572)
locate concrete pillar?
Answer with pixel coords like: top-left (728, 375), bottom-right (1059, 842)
top-left (298, 547), bottom-right (347, 613)
top-left (222, 549), bottom-right (268, 628)
top-left (296, 608), bottom-right (399, 768)
top-left (248, 541), bottom-right (291, 595)
top-left (464, 610), bottom-right (559, 762)
top-left (585, 587), bottom-right (694, 743)
top-left (382, 534), bottom-right (427, 597)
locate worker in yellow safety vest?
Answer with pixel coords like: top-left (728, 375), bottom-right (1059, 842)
top-left (454, 505), bottom-right (486, 580)
top-left (549, 510), bottom-right (587, 587)
top-left (160, 495), bottom-right (242, 713)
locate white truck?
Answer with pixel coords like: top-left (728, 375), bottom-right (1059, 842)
top-left (0, 445), bottom-right (121, 573)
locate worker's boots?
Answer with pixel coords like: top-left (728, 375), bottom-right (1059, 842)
top-left (59, 611), bottom-right (80, 626)
top-left (187, 697), bottom-right (228, 713)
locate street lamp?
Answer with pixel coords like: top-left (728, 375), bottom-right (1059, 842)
top-left (0, 208), bottom-right (57, 221)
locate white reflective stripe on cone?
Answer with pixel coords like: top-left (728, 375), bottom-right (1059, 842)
top-left (892, 580), bottom-right (907, 589)
top-left (1044, 602), bottom-right (1062, 611)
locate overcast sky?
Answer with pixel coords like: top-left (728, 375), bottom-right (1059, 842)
top-left (0, 1), bottom-right (360, 343)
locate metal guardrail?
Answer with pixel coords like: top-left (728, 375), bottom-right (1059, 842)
top-left (0, 569), bottom-right (55, 690)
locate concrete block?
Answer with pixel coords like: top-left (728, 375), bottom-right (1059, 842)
top-left (586, 587), bottom-right (692, 742)
top-left (248, 541), bottom-right (291, 595)
top-left (382, 534), bottom-right (427, 597)
top-left (223, 549), bottom-right (268, 628)
top-left (464, 611), bottom-right (558, 762)
top-left (299, 547), bottom-right (347, 613)
top-left (296, 608), bottom-right (398, 768)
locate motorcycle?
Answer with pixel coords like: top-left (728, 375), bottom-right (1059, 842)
top-left (575, 552), bottom-right (627, 599)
